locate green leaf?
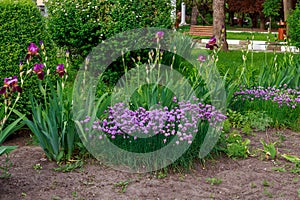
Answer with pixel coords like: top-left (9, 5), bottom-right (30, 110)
top-left (0, 145), bottom-right (17, 156)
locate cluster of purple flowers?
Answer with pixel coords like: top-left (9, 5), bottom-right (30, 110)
top-left (25, 42), bottom-right (67, 80)
top-left (80, 98), bottom-right (226, 145)
top-left (234, 85), bottom-right (300, 108)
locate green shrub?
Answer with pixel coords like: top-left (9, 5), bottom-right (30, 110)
top-left (287, 3), bottom-right (300, 48)
top-left (0, 0), bottom-right (56, 117)
top-left (46, 0), bottom-right (173, 64)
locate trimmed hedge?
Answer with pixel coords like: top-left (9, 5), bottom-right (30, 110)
top-left (287, 3), bottom-right (300, 48)
top-left (0, 0), bottom-right (57, 117)
top-left (46, 0), bottom-right (173, 63)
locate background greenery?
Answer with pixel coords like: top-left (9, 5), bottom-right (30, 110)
top-left (0, 0), bottom-right (57, 118)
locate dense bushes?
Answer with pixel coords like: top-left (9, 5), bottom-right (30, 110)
top-left (0, 0), bottom-right (56, 116)
top-left (287, 3), bottom-right (300, 48)
top-left (46, 0), bottom-right (173, 62)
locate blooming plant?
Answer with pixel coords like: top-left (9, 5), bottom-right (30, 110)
top-left (80, 98), bottom-right (226, 145)
top-left (22, 41), bottom-right (78, 162)
top-left (73, 31), bottom-right (227, 170)
top-left (234, 85), bottom-right (300, 109)
top-left (0, 62), bottom-right (29, 156)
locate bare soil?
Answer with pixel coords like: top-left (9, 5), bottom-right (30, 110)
top-left (1, 129), bottom-right (300, 200)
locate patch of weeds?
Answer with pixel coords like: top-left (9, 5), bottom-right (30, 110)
top-left (53, 160), bottom-right (83, 173)
top-left (250, 182), bottom-right (257, 188)
top-left (226, 109), bottom-right (244, 128)
top-left (33, 163), bottom-right (42, 174)
top-left (71, 191), bottom-right (77, 197)
top-left (241, 124), bottom-right (253, 136)
top-left (273, 131), bottom-right (286, 142)
top-left (224, 130), bottom-right (251, 159)
top-left (0, 157), bottom-right (13, 178)
top-left (281, 154), bottom-right (300, 174)
top-left (21, 192), bottom-right (26, 197)
top-left (113, 179), bottom-right (131, 193)
top-left (298, 189), bottom-right (300, 198)
top-left (293, 177), bottom-right (298, 182)
top-left (272, 167), bottom-right (286, 172)
top-left (262, 179), bottom-right (270, 187)
top-left (222, 119), bottom-right (232, 133)
top-left (243, 111), bottom-right (273, 131)
top-left (156, 170), bottom-right (167, 179)
top-left (206, 177), bottom-right (222, 186)
top-left (263, 188), bottom-right (273, 198)
top-left (52, 195), bottom-right (60, 200)
top-left (260, 139), bottom-right (278, 160)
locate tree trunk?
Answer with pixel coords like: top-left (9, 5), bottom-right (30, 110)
top-left (191, 5), bottom-right (199, 25)
top-left (283, 0), bottom-right (293, 33)
top-left (213, 0), bottom-right (228, 51)
top-left (259, 13), bottom-right (266, 30)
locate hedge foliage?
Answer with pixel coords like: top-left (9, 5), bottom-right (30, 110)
top-left (0, 0), bottom-right (56, 117)
top-left (46, 0), bottom-right (173, 62)
top-left (287, 3), bottom-right (300, 48)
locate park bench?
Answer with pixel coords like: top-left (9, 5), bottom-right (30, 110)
top-left (186, 25), bottom-right (213, 37)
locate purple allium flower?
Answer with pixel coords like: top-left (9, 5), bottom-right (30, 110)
top-left (198, 54), bottom-right (206, 62)
top-left (0, 76), bottom-right (22, 96)
top-left (33, 63), bottom-right (45, 80)
top-left (56, 64), bottom-right (66, 77)
top-left (156, 31), bottom-right (164, 39)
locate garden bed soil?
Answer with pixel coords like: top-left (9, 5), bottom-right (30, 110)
top-left (1, 129), bottom-right (300, 200)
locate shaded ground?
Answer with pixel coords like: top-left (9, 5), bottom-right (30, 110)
top-left (1, 129), bottom-right (300, 200)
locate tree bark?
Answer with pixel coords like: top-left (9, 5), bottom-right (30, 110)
top-left (259, 13), bottom-right (266, 30)
top-left (213, 0), bottom-right (228, 51)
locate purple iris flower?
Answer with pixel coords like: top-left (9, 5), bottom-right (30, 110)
top-left (33, 63), bottom-right (45, 80)
top-left (206, 35), bottom-right (218, 50)
top-left (0, 76), bottom-right (22, 97)
top-left (56, 64), bottom-right (66, 77)
top-left (25, 42), bottom-right (42, 61)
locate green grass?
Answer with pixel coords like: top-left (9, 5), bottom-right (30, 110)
top-left (191, 49), bottom-right (291, 75)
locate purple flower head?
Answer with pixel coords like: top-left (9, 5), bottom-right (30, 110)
top-left (56, 64), bottom-right (66, 77)
top-left (33, 63), bottom-right (45, 80)
top-left (156, 31), bottom-right (164, 39)
top-left (198, 54), bottom-right (206, 62)
top-left (28, 42), bottom-right (39, 55)
top-left (0, 76), bottom-right (22, 96)
top-left (25, 42), bottom-right (42, 61)
top-left (206, 36), bottom-right (218, 50)
top-left (208, 36), bottom-right (216, 44)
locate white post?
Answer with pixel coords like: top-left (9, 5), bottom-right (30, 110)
top-left (179, 2), bottom-right (187, 26)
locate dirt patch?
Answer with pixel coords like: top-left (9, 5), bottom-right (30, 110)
top-left (1, 129), bottom-right (300, 200)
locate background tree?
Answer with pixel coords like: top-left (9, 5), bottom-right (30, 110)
top-left (213, 0), bottom-right (228, 51)
top-left (227, 0), bottom-right (265, 29)
top-left (262, 0), bottom-right (282, 30)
